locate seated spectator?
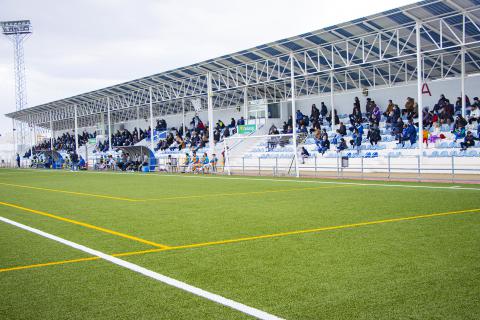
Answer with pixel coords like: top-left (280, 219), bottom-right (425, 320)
top-left (237, 116), bottom-right (245, 126)
top-left (402, 97), bottom-right (415, 118)
top-left (310, 104), bottom-right (320, 122)
top-left (337, 138), bottom-right (348, 152)
top-left (295, 110), bottom-right (304, 125)
top-left (370, 105), bottom-right (381, 125)
top-left (228, 118), bottom-right (236, 128)
top-left (320, 102), bottom-right (328, 119)
top-left (318, 135), bottom-right (330, 155)
top-left (210, 154), bottom-right (218, 172)
top-left (338, 122), bottom-right (347, 136)
top-left (468, 103), bottom-right (480, 124)
top-left (367, 124), bottom-right (381, 145)
top-left (300, 147), bottom-right (310, 164)
top-left (349, 103), bottom-right (362, 126)
top-left (453, 126), bottom-right (466, 142)
top-left (460, 131), bottom-right (477, 151)
top-left (349, 128), bottom-right (362, 151)
top-left (429, 122), bottom-right (443, 143)
top-left (384, 100), bottom-right (394, 119)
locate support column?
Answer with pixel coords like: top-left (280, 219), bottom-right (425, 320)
top-left (461, 48), bottom-right (466, 118)
top-left (136, 105), bottom-right (140, 140)
top-left (107, 97), bottom-right (112, 151)
top-left (416, 22), bottom-right (424, 157)
top-left (149, 87), bottom-right (154, 152)
top-left (182, 99), bottom-right (186, 135)
top-left (207, 72), bottom-right (214, 155)
top-left (12, 119), bottom-right (17, 158)
top-left (243, 86), bottom-right (248, 121)
top-left (290, 53), bottom-right (300, 178)
top-left (32, 124), bottom-right (36, 152)
top-left (50, 112), bottom-right (54, 151)
top-left (330, 70), bottom-right (335, 131)
top-left (29, 123), bottom-right (34, 157)
top-left (74, 105), bottom-right (79, 154)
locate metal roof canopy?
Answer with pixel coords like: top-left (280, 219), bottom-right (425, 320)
top-left (6, 0), bottom-right (480, 129)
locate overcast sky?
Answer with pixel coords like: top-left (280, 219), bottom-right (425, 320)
top-left (0, 0), bottom-right (417, 140)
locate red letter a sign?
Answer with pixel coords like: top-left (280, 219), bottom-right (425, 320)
top-left (422, 83), bottom-right (431, 96)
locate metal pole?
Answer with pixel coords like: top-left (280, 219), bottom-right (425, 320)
top-left (416, 22), bottom-right (424, 160)
top-left (29, 123), bottom-right (33, 158)
top-left (74, 105), bottom-right (79, 155)
top-left (182, 99), bottom-right (186, 136)
top-left (49, 112), bottom-right (54, 151)
top-left (330, 70), bottom-right (335, 132)
top-left (223, 138), bottom-right (230, 175)
top-left (136, 105), bottom-right (140, 140)
top-left (290, 53), bottom-right (300, 178)
top-left (388, 155), bottom-right (391, 180)
top-left (242, 157), bottom-right (245, 175)
top-left (12, 119), bottom-right (17, 159)
top-left (149, 87), bottom-right (154, 152)
top-left (243, 86), bottom-right (248, 120)
top-left (107, 97), bottom-right (112, 151)
top-left (461, 48), bottom-right (466, 118)
top-left (451, 155), bottom-right (455, 182)
top-left (361, 156), bottom-right (364, 180)
top-left (314, 153), bottom-right (317, 177)
top-left (417, 155), bottom-right (421, 181)
top-left (258, 157), bottom-right (261, 176)
top-left (207, 72), bottom-right (215, 155)
top-left (32, 124), bottom-right (36, 153)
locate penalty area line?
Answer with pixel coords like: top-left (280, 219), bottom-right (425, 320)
top-left (0, 216), bottom-right (282, 320)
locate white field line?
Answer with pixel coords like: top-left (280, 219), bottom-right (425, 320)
top-left (0, 216), bottom-right (283, 320)
top-left (2, 168), bottom-right (480, 191)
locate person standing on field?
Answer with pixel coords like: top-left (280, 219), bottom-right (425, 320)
top-left (16, 153), bottom-right (20, 168)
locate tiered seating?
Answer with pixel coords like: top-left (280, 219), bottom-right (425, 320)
top-left (300, 111), bottom-right (479, 160)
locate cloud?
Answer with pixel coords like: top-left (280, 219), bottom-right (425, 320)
top-left (0, 0), bottom-right (418, 139)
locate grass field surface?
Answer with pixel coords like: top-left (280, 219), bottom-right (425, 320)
top-left (1, 168), bottom-right (479, 319)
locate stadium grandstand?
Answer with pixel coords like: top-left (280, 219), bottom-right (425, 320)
top-left (3, 1), bottom-right (480, 320)
top-left (5, 0), bottom-right (480, 181)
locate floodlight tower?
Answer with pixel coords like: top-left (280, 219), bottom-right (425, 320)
top-left (1, 20), bottom-right (32, 155)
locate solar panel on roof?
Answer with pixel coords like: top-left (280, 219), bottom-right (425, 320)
top-left (242, 52), bottom-right (263, 61)
top-left (335, 28), bottom-right (354, 38)
top-left (259, 46), bottom-right (282, 56)
top-left (305, 35), bottom-right (327, 45)
top-left (182, 69), bottom-right (197, 76)
top-left (423, 2), bottom-right (454, 15)
top-left (388, 12), bottom-right (414, 24)
top-left (280, 41), bottom-right (303, 51)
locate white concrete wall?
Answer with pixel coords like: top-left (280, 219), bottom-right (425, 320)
top-left (57, 74), bottom-right (480, 139)
top-left (292, 75), bottom-right (480, 115)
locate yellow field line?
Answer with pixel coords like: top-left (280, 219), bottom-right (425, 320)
top-left (1, 207), bottom-right (479, 273)
top-left (143, 185), bottom-right (347, 201)
top-left (0, 181), bottom-right (347, 202)
top-left (0, 182), bottom-right (141, 202)
top-left (0, 201), bottom-right (170, 249)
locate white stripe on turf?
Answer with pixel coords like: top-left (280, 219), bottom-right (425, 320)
top-left (4, 168), bottom-right (480, 191)
top-left (0, 216), bottom-right (282, 320)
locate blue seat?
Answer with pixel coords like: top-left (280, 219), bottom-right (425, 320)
top-left (439, 151), bottom-right (449, 157)
top-left (372, 152), bottom-right (378, 158)
top-left (364, 152), bottom-right (371, 158)
top-left (430, 151), bottom-right (439, 157)
top-left (467, 150), bottom-right (478, 157)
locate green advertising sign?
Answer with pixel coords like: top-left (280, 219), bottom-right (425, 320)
top-left (88, 138), bottom-right (96, 145)
top-left (237, 124), bottom-right (256, 134)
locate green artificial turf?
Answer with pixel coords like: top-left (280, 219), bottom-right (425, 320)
top-left (0, 168), bottom-right (479, 319)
